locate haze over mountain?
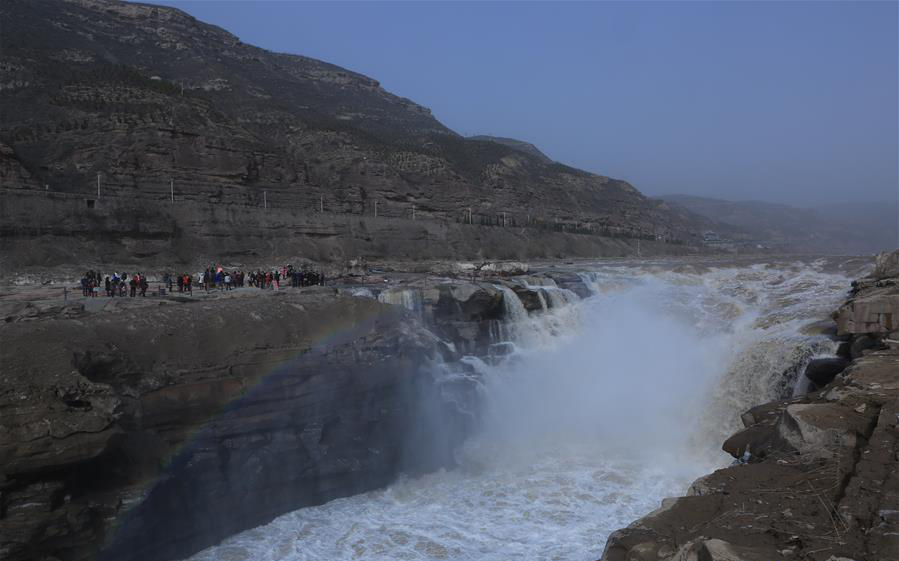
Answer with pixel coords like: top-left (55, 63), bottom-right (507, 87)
top-left (663, 194), bottom-right (898, 255)
top-left (145, 0), bottom-right (898, 208)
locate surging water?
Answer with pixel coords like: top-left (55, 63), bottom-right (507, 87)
top-left (190, 259), bottom-right (855, 561)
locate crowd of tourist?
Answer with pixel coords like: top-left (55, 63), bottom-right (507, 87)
top-left (79, 265), bottom-right (326, 299)
top-left (80, 271), bottom-right (150, 297)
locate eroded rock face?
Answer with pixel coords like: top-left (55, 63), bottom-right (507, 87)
top-left (836, 290), bottom-right (899, 335)
top-left (836, 250), bottom-right (899, 336)
top-left (872, 250), bottom-right (899, 281)
top-left (0, 291), bottom-right (468, 561)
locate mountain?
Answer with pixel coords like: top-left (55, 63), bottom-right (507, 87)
top-left (0, 0), bottom-right (712, 269)
top-left (662, 194), bottom-right (897, 255)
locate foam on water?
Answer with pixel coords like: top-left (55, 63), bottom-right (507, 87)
top-left (189, 259), bottom-right (853, 561)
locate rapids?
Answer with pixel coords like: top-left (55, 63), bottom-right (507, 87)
top-left (189, 258), bottom-right (861, 561)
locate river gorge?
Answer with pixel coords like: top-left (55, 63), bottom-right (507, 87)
top-left (179, 257), bottom-right (864, 561)
top-left (4, 255), bottom-right (895, 561)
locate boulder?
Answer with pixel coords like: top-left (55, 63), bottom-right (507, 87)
top-left (775, 403), bottom-right (868, 456)
top-left (800, 319), bottom-right (839, 338)
top-left (872, 250), bottom-right (899, 280)
top-left (850, 334), bottom-right (884, 359)
top-left (802, 357), bottom-right (850, 388)
top-left (836, 292), bottom-right (899, 335)
top-left (723, 423), bottom-right (776, 459)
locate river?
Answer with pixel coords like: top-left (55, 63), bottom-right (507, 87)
top-left (188, 257), bottom-right (864, 561)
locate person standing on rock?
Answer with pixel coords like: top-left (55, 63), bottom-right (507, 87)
top-left (139, 275), bottom-right (148, 297)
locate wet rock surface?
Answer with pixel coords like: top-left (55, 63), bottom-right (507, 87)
top-left (600, 251), bottom-right (899, 561)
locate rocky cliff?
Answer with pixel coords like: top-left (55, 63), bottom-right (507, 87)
top-left (0, 255), bottom-right (625, 561)
top-left (0, 290), bottom-right (471, 561)
top-left (600, 251), bottom-right (899, 561)
top-left (0, 0), bottom-right (716, 269)
top-left (0, 269), bottom-right (607, 561)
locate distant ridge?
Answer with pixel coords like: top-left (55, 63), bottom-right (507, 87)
top-left (662, 194), bottom-right (897, 254)
top-left (468, 135), bottom-right (554, 164)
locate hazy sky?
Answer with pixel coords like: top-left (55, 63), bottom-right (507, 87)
top-left (147, 1), bottom-right (897, 206)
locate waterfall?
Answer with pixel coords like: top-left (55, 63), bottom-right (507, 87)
top-left (377, 287), bottom-right (422, 312)
top-left (539, 286), bottom-right (578, 309)
top-left (536, 290), bottom-right (548, 311)
top-left (189, 259), bottom-right (856, 561)
top-left (577, 271), bottom-right (603, 295)
top-left (496, 285), bottom-right (528, 323)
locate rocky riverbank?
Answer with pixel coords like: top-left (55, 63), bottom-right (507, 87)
top-left (600, 251), bottom-right (899, 561)
top-left (2, 255), bottom-right (891, 561)
top-left (0, 264), bottom-right (605, 561)
top-left (0, 289), bottom-right (458, 561)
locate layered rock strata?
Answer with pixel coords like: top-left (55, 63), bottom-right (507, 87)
top-left (0, 0), bottom-right (716, 269)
